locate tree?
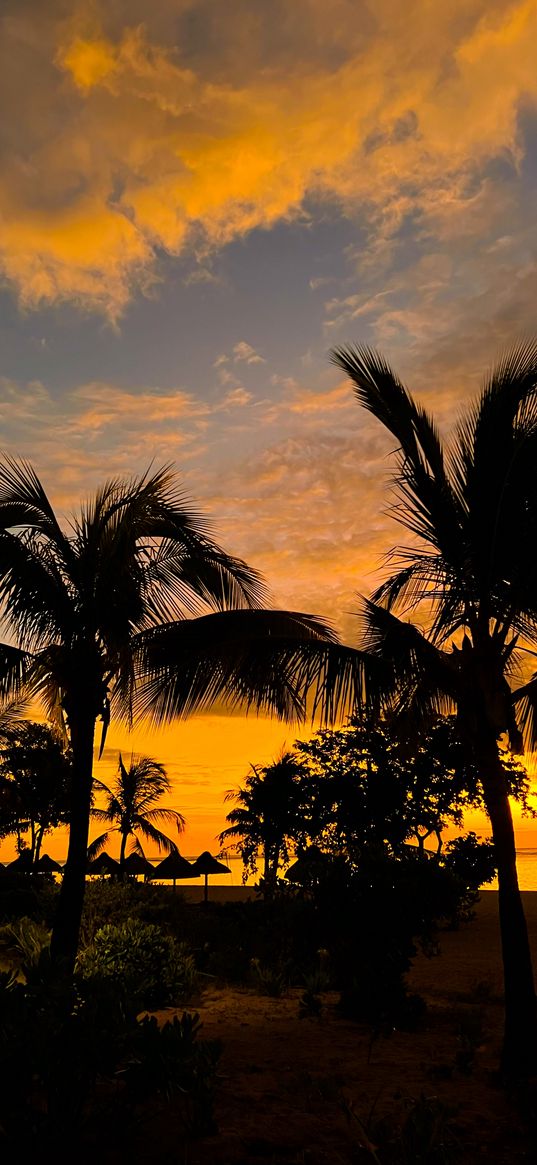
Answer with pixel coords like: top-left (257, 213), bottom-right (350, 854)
top-left (89, 753), bottom-right (185, 876)
top-left (0, 460), bottom-right (359, 970)
top-left (331, 341), bottom-right (537, 1075)
top-left (295, 716), bottom-right (531, 861)
top-left (0, 721), bottom-right (71, 865)
top-left (219, 750), bottom-right (306, 896)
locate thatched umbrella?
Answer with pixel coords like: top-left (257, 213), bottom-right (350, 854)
top-left (191, 851), bottom-right (231, 903)
top-left (7, 851), bottom-right (33, 873)
top-left (36, 853), bottom-right (62, 874)
top-left (123, 851), bottom-right (153, 878)
top-left (87, 851), bottom-right (121, 877)
top-left (284, 845), bottom-right (327, 888)
top-left (153, 851), bottom-right (197, 890)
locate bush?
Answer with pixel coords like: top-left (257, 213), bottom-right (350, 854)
top-left (0, 916), bottom-right (51, 972)
top-left (0, 966), bottom-right (220, 1152)
top-left (78, 917), bottom-right (197, 1009)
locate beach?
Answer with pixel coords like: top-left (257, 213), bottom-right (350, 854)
top-left (118, 890), bottom-right (537, 1165)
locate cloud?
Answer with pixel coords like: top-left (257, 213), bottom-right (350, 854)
top-left (232, 341), bottom-right (265, 365)
top-left (220, 387), bottom-right (253, 408)
top-left (1, 1), bottom-right (537, 315)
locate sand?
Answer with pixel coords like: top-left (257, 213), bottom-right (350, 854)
top-left (115, 891), bottom-right (535, 1164)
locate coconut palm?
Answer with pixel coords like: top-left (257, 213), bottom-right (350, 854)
top-left (0, 460), bottom-right (360, 970)
top-left (331, 341), bottom-right (537, 1075)
top-left (219, 750), bottom-right (306, 896)
top-left (89, 753), bottom-right (184, 876)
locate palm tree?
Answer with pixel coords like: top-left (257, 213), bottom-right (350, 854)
top-left (331, 341), bottom-right (537, 1075)
top-left (89, 753), bottom-right (184, 876)
top-left (219, 750), bottom-right (305, 896)
top-left (0, 460), bottom-right (359, 970)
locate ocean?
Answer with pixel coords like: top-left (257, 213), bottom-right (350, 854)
top-left (489, 849), bottom-right (537, 891)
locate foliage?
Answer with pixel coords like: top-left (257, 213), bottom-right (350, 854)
top-left (331, 341), bottom-right (537, 1072)
top-left (295, 716), bottom-right (530, 860)
top-left (77, 917), bottom-right (197, 1009)
top-left (0, 965), bottom-right (220, 1152)
top-left (90, 751), bottom-right (185, 872)
top-left (122, 1010), bottom-right (221, 1133)
top-left (0, 721), bottom-right (71, 863)
top-left (250, 956), bottom-right (287, 997)
top-left (219, 749), bottom-right (306, 890)
top-left (0, 459), bottom-right (346, 966)
top-left (0, 915), bottom-right (50, 971)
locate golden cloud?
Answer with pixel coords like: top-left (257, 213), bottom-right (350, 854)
top-left (1, 0), bottom-right (536, 316)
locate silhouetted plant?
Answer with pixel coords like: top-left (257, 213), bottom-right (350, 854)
top-left (90, 752), bottom-right (185, 875)
top-left (78, 917), bottom-right (197, 1009)
top-left (0, 460), bottom-right (352, 970)
top-left (332, 341), bottom-right (537, 1074)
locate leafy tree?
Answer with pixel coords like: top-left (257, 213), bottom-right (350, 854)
top-left (295, 716), bottom-right (531, 860)
top-left (0, 721), bottom-right (71, 865)
top-left (331, 341), bottom-right (537, 1074)
top-left (219, 750), bottom-right (306, 896)
top-left (0, 460), bottom-right (358, 969)
top-left (89, 753), bottom-right (185, 876)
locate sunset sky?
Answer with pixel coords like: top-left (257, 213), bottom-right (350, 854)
top-left (1, 0), bottom-right (537, 861)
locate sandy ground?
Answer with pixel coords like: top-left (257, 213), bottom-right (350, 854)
top-left (117, 891), bottom-right (537, 1165)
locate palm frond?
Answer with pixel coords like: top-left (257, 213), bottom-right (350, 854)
top-left (87, 831), bottom-right (112, 861)
top-left (511, 674), bottom-right (537, 751)
top-left (139, 806), bottom-right (185, 832)
top-left (133, 817), bottom-right (179, 854)
top-left (130, 609), bottom-right (364, 726)
top-left (331, 345), bottom-right (465, 567)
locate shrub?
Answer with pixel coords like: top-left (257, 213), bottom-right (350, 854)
top-left (0, 916), bottom-right (51, 973)
top-left (77, 917), bottom-right (197, 1009)
top-left (0, 967), bottom-right (220, 1152)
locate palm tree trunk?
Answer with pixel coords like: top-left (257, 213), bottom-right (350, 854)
top-left (34, 825), bottom-right (44, 867)
top-left (119, 829), bottom-right (128, 880)
top-left (50, 710), bottom-right (96, 971)
top-left (479, 739), bottom-right (537, 1076)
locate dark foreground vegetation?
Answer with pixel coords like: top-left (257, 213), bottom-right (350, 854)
top-left (2, 855), bottom-right (535, 1162)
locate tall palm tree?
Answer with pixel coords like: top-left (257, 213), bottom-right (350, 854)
top-left (219, 750), bottom-right (305, 896)
top-left (0, 460), bottom-right (359, 970)
top-left (89, 753), bottom-right (185, 876)
top-left (331, 341), bottom-right (537, 1075)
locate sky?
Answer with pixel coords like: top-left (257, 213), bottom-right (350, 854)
top-left (1, 0), bottom-right (537, 860)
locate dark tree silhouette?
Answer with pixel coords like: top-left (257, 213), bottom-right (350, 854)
top-left (89, 752), bottom-right (184, 876)
top-left (0, 460), bottom-right (359, 969)
top-left (219, 750), bottom-right (306, 896)
top-left (331, 341), bottom-right (537, 1075)
top-left (295, 716), bottom-right (531, 860)
top-left (0, 720), bottom-right (71, 865)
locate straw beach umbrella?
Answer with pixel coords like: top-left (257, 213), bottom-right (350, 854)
top-left (7, 851), bottom-right (33, 873)
top-left (153, 851), bottom-right (197, 889)
top-left (87, 851), bottom-right (120, 877)
top-left (123, 851), bottom-right (153, 878)
top-left (191, 851), bottom-right (231, 903)
top-left (36, 853), bottom-right (62, 874)
top-left (285, 845), bottom-right (327, 890)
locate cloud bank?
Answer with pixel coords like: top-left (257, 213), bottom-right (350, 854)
top-left (2, 0), bottom-right (536, 316)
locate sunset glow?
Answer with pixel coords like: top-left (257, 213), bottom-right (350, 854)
top-left (2, 0), bottom-right (537, 859)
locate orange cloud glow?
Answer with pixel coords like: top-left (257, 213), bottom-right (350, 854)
top-left (2, 1), bottom-right (537, 315)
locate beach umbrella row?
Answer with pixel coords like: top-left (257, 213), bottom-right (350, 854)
top-left (2, 851), bottom-right (62, 874)
top-left (85, 849), bottom-right (231, 899)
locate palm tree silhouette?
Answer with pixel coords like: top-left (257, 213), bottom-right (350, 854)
top-left (220, 749), bottom-right (305, 896)
top-left (331, 341), bottom-right (537, 1075)
top-left (0, 460), bottom-right (358, 969)
top-left (89, 753), bottom-right (184, 876)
